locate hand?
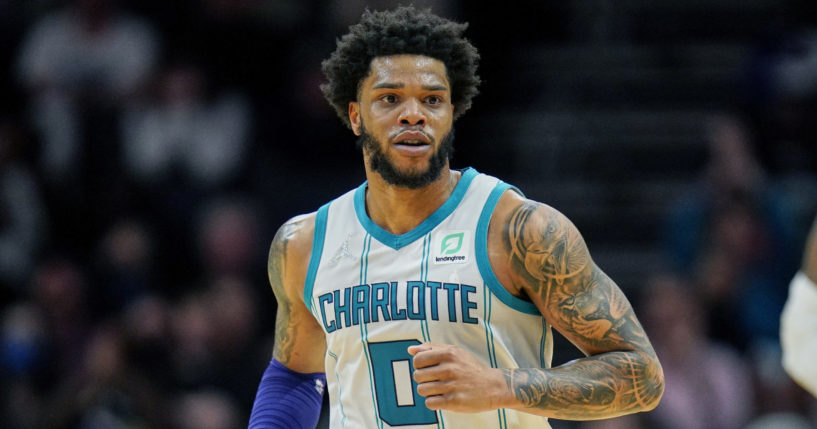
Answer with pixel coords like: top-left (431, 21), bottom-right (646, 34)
top-left (408, 342), bottom-right (509, 413)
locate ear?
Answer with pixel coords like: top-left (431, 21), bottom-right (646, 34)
top-left (348, 102), bottom-right (361, 136)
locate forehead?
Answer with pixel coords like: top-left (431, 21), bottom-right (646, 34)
top-left (363, 54), bottom-right (449, 89)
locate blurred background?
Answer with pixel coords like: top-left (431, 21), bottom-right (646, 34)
top-left (1, 0), bottom-right (816, 428)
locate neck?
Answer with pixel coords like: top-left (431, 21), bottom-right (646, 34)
top-left (364, 165), bottom-right (459, 235)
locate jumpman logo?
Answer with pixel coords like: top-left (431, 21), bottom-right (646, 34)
top-left (329, 232), bottom-right (355, 264)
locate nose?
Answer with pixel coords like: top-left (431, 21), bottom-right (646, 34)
top-left (398, 98), bottom-right (426, 126)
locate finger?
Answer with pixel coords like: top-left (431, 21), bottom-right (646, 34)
top-left (407, 343), bottom-right (430, 356)
top-left (412, 349), bottom-right (444, 369)
top-left (413, 343), bottom-right (460, 369)
top-left (424, 394), bottom-right (447, 410)
top-left (408, 341), bottom-right (445, 356)
top-left (416, 380), bottom-right (448, 397)
top-left (413, 366), bottom-right (444, 383)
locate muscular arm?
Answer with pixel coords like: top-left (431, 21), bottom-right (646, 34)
top-left (493, 193), bottom-right (664, 419)
top-left (269, 214), bottom-right (326, 372)
top-left (248, 215), bottom-right (327, 428)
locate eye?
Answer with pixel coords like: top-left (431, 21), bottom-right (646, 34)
top-left (381, 94), bottom-right (398, 104)
top-left (426, 95), bottom-right (443, 105)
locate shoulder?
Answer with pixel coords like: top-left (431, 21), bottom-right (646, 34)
top-left (487, 189), bottom-right (588, 295)
top-left (491, 189), bottom-right (581, 242)
top-left (268, 212), bottom-right (318, 296)
top-left (271, 212), bottom-right (318, 254)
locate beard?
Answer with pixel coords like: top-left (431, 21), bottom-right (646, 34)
top-left (357, 122), bottom-right (455, 189)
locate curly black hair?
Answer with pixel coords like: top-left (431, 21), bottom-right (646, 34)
top-left (320, 6), bottom-right (481, 129)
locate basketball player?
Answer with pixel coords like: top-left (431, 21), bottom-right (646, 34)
top-left (248, 6), bottom-right (664, 428)
top-left (781, 214), bottom-right (817, 397)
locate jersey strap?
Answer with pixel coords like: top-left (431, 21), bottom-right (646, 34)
top-left (304, 202), bottom-right (330, 311)
top-left (475, 181), bottom-right (540, 314)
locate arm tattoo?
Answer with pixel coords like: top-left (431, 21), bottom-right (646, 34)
top-left (270, 221), bottom-right (300, 363)
top-left (503, 202), bottom-right (663, 417)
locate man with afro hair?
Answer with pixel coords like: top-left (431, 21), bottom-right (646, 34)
top-left (249, 6), bottom-right (664, 428)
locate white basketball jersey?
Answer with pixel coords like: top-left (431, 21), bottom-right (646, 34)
top-left (304, 168), bottom-right (553, 429)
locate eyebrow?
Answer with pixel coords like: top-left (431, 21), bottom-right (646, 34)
top-left (423, 84), bottom-right (448, 91)
top-left (372, 82), bottom-right (403, 90)
top-left (371, 82), bottom-right (448, 91)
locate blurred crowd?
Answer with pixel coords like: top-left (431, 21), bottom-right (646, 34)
top-left (1, 0), bottom-right (357, 427)
top-left (1, 0), bottom-right (817, 428)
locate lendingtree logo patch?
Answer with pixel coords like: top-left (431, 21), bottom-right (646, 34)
top-left (441, 232), bottom-right (464, 255)
top-left (434, 231), bottom-right (468, 264)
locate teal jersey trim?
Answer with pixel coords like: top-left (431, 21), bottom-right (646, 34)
top-left (327, 351), bottom-right (348, 426)
top-left (420, 234), bottom-right (432, 343)
top-left (482, 285), bottom-right (506, 429)
top-left (304, 203), bottom-right (330, 312)
top-left (310, 296), bottom-right (318, 321)
top-left (353, 167), bottom-right (478, 250)
top-left (358, 234), bottom-right (384, 429)
top-left (482, 284), bottom-right (497, 368)
top-left (421, 233), bottom-right (445, 429)
top-left (475, 182), bottom-right (540, 315)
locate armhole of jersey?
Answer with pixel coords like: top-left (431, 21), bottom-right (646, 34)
top-left (476, 182), bottom-right (540, 315)
top-left (304, 203), bottom-right (330, 312)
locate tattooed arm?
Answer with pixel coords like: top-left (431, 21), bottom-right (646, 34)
top-left (269, 213), bottom-right (327, 371)
top-left (410, 191), bottom-right (663, 418)
top-left (248, 214), bottom-right (327, 427)
top-left (489, 191), bottom-right (664, 419)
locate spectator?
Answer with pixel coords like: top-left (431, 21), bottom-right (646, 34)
top-left (16, 0), bottom-right (160, 258)
top-left (166, 276), bottom-right (263, 413)
top-left (169, 291), bottom-right (214, 390)
top-left (39, 324), bottom-right (167, 428)
top-left (0, 118), bottom-right (47, 295)
top-left (174, 388), bottom-right (241, 429)
top-left (92, 218), bottom-right (157, 318)
top-left (205, 276), bottom-right (263, 411)
top-left (120, 61), bottom-right (251, 190)
top-left (0, 303), bottom-right (49, 429)
top-left (662, 114), bottom-right (798, 349)
top-left (641, 273), bottom-right (754, 429)
top-left (195, 197), bottom-right (263, 281)
top-left (31, 257), bottom-right (91, 373)
top-left (16, 0), bottom-right (159, 183)
top-left (121, 293), bottom-right (173, 389)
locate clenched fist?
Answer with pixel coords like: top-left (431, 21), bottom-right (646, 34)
top-left (408, 342), bottom-right (510, 413)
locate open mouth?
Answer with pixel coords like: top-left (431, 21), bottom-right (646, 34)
top-left (393, 130), bottom-right (431, 145)
top-left (392, 135), bottom-right (431, 155)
